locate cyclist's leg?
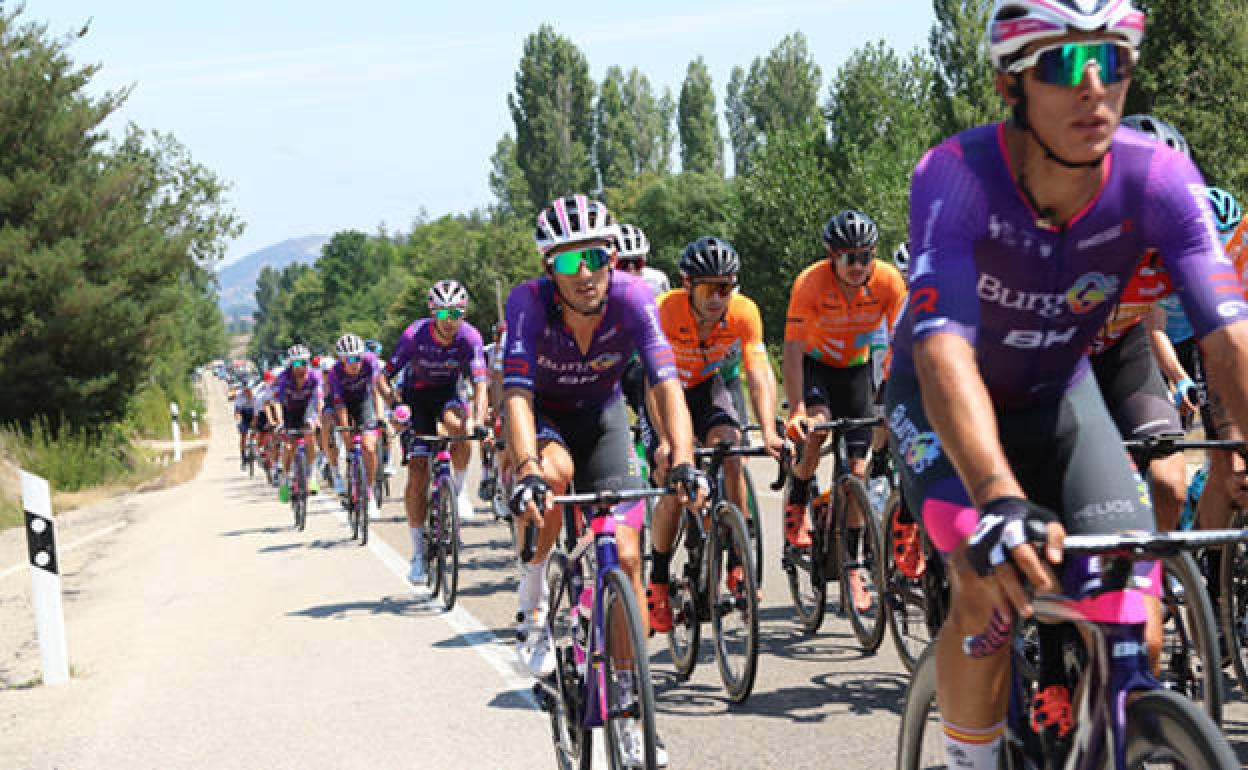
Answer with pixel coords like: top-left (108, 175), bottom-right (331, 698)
top-left (786, 357), bottom-right (836, 545)
top-left (1090, 323), bottom-right (1186, 530)
top-left (349, 398), bottom-right (379, 489)
top-left (699, 375), bottom-right (745, 510)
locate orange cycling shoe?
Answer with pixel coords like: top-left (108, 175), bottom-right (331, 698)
top-left (647, 581), bottom-right (673, 634)
top-left (725, 564), bottom-right (762, 602)
top-left (890, 510), bottom-right (927, 580)
top-left (784, 502), bottom-right (813, 548)
top-left (847, 567), bottom-right (873, 614)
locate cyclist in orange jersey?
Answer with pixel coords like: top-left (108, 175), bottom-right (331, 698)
top-left (643, 237), bottom-right (785, 632)
top-left (783, 210), bottom-right (907, 611)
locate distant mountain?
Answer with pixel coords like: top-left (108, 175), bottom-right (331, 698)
top-left (216, 236), bottom-right (330, 315)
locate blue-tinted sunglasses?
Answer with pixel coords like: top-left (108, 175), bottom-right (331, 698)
top-left (1008, 41), bottom-right (1135, 87)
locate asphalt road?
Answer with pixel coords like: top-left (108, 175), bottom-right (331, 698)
top-left (3, 379), bottom-right (1248, 769)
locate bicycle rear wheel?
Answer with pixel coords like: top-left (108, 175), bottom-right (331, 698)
top-left (541, 552), bottom-right (592, 770)
top-left (438, 476), bottom-right (459, 609)
top-left (709, 501), bottom-right (759, 703)
top-left (895, 644), bottom-right (944, 770)
top-left (294, 454), bottom-right (307, 531)
top-left (666, 514), bottom-right (701, 680)
top-left (784, 497), bottom-right (827, 634)
top-left (743, 465), bottom-right (763, 589)
top-left (1123, 689), bottom-right (1238, 768)
top-left (884, 492), bottom-right (937, 674)
top-left (357, 458), bottom-right (370, 546)
top-left (836, 476), bottom-right (887, 653)
top-left (348, 460), bottom-right (361, 541)
top-left (427, 486), bottom-right (444, 597)
top-left (1159, 552), bottom-right (1222, 725)
top-left (601, 568), bottom-right (660, 770)
top-left (1221, 509), bottom-right (1248, 697)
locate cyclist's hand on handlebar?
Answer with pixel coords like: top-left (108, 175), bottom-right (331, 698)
top-left (965, 496), bottom-right (1064, 617)
top-left (669, 462), bottom-right (710, 510)
top-left (509, 474), bottom-right (551, 528)
top-left (652, 441), bottom-right (672, 484)
top-left (784, 412), bottom-right (809, 443)
top-left (762, 427), bottom-right (785, 460)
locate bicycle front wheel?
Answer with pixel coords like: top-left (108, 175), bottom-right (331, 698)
top-left (1220, 509), bottom-right (1248, 697)
top-left (884, 492), bottom-right (936, 674)
top-left (1124, 688), bottom-right (1238, 768)
top-left (294, 455), bottom-right (307, 531)
top-left (836, 476), bottom-right (887, 653)
top-left (743, 464), bottom-right (763, 589)
top-left (1160, 551), bottom-right (1222, 725)
top-left (357, 458), bottom-right (370, 547)
top-left (602, 567), bottom-right (660, 770)
top-left (543, 552), bottom-right (592, 770)
top-left (784, 498), bottom-right (827, 635)
top-left (709, 501), bottom-right (759, 703)
top-left (348, 462), bottom-right (361, 541)
top-left (666, 514), bottom-right (701, 680)
top-left (427, 485), bottom-right (445, 597)
top-left (895, 643), bottom-right (944, 770)
top-left (438, 476), bottom-right (460, 610)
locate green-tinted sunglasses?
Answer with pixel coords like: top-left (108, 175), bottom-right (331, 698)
top-left (549, 247), bottom-right (612, 275)
top-left (1008, 40), bottom-right (1135, 87)
top-left (434, 307), bottom-right (465, 321)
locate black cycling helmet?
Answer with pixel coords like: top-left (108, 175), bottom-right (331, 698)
top-left (822, 209), bottom-right (879, 251)
top-left (679, 236), bottom-right (739, 278)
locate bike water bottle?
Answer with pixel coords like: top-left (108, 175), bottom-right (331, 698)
top-left (571, 586), bottom-right (593, 677)
top-left (1179, 467), bottom-right (1207, 531)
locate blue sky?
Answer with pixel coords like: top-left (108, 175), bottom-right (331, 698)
top-left (29, 1), bottom-right (936, 266)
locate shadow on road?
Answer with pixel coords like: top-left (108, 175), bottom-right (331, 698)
top-left (287, 594), bottom-right (428, 620)
top-left (219, 526), bottom-right (289, 537)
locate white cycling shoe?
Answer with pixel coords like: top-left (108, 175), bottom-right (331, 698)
top-left (618, 719), bottom-right (669, 768)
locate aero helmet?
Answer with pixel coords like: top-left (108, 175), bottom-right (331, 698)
top-left (822, 210), bottom-right (879, 251)
top-left (679, 237), bottom-right (739, 278)
top-left (534, 195), bottom-right (619, 257)
top-left (428, 279), bottom-right (469, 310)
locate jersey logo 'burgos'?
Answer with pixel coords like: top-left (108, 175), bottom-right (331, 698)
top-left (977, 272), bottom-right (1119, 318)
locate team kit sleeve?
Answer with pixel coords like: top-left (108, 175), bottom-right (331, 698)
top-left (630, 281), bottom-right (678, 386)
top-left (736, 296), bottom-right (770, 373)
top-left (1145, 150), bottom-right (1248, 337)
top-left (783, 265), bottom-right (816, 347)
top-left (905, 141), bottom-right (988, 346)
top-left (386, 322), bottom-right (416, 376)
top-left (501, 283), bottom-right (538, 393)
top-left (463, 323), bottom-right (490, 383)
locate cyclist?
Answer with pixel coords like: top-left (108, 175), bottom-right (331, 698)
top-left (272, 344), bottom-right (323, 502)
top-left (388, 279), bottom-right (490, 582)
top-left (504, 194), bottom-right (707, 766)
top-left (326, 333), bottom-right (393, 519)
top-left (251, 370), bottom-right (277, 478)
top-left (887, 3), bottom-right (1248, 767)
top-left (365, 339), bottom-right (398, 478)
top-left (644, 236), bottom-right (784, 632)
top-left (615, 223), bottom-right (669, 419)
top-left (782, 208), bottom-right (907, 612)
top-left (233, 381), bottom-right (258, 471)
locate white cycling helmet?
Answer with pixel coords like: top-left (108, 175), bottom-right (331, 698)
top-left (428, 279), bottom-right (469, 310)
top-left (534, 194), bottom-right (620, 257)
top-left (286, 344), bottom-right (310, 361)
top-left (988, 0), bottom-right (1145, 71)
top-left (893, 242), bottom-right (910, 277)
top-left (335, 333), bottom-right (365, 357)
top-left (614, 223), bottom-right (651, 260)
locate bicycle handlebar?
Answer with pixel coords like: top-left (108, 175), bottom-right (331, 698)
top-left (1123, 432), bottom-right (1248, 461)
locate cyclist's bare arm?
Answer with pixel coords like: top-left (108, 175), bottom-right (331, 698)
top-left (650, 378), bottom-right (694, 469)
top-left (781, 339), bottom-right (806, 421)
top-left (471, 380), bottom-right (489, 427)
top-left (1200, 322), bottom-right (1248, 438)
top-left (745, 360), bottom-right (782, 453)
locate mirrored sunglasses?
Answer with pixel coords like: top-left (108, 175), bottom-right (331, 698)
top-left (434, 307), bottom-right (465, 320)
top-left (692, 281), bottom-right (737, 300)
top-left (550, 247), bottom-right (612, 275)
top-left (837, 250), bottom-right (874, 267)
top-left (1008, 40), bottom-right (1135, 87)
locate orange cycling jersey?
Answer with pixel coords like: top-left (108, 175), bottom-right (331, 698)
top-left (785, 260), bottom-right (907, 367)
top-left (1227, 216), bottom-right (1248, 293)
top-left (656, 289), bottom-right (769, 388)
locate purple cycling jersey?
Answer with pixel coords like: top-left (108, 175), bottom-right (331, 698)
top-left (892, 122), bottom-right (1247, 409)
top-left (387, 319), bottom-right (488, 390)
top-left (273, 367), bottom-right (324, 412)
top-left (502, 271), bottom-right (678, 414)
top-left (328, 351), bottom-right (383, 407)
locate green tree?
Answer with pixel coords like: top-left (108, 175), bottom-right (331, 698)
top-left (724, 66), bottom-right (757, 176)
top-left (507, 25), bottom-right (596, 210)
top-left (678, 57), bottom-right (724, 175)
top-left (733, 129), bottom-right (835, 342)
top-left (488, 133), bottom-right (532, 218)
top-left (1127, 0), bottom-right (1248, 192)
top-left (607, 171), bottom-right (739, 278)
top-left (0, 12), bottom-right (238, 433)
top-left (928, 0), bottom-right (1003, 135)
top-left (826, 42), bottom-right (939, 252)
top-left (724, 33), bottom-right (824, 175)
top-left (594, 67), bottom-right (634, 191)
top-left (622, 69), bottom-right (674, 177)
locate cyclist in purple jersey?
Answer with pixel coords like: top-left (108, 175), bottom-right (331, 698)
top-left (388, 280), bottom-right (490, 583)
top-left (504, 196), bottom-right (706, 763)
top-left (885, 3), bottom-right (1248, 768)
top-left (326, 334), bottom-right (393, 515)
top-left (272, 344), bottom-right (324, 501)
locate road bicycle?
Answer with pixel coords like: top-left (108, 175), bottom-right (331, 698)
top-left (897, 528), bottom-right (1248, 770)
top-left (335, 425), bottom-right (373, 546)
top-left (281, 428), bottom-right (315, 532)
top-left (662, 439), bottom-right (786, 703)
top-left (533, 486), bottom-right (672, 770)
top-left (782, 416), bottom-right (888, 652)
top-left (404, 428), bottom-right (486, 611)
top-left (881, 484), bottom-right (949, 674)
top-left (244, 431), bottom-right (257, 478)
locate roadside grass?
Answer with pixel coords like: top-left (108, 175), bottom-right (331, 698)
top-left (0, 494), bottom-right (19, 530)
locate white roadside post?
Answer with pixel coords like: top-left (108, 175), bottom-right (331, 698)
top-left (170, 401), bottom-right (182, 462)
top-left (191, 410), bottom-right (199, 436)
top-left (21, 471), bottom-right (70, 685)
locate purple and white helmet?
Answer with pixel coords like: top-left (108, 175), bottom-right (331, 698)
top-left (989, 0), bottom-right (1145, 71)
top-left (427, 279), bottom-right (468, 310)
top-left (534, 194), bottom-right (620, 257)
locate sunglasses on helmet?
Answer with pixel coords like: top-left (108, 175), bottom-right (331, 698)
top-left (549, 247), bottom-right (612, 275)
top-left (433, 307), bottom-right (465, 321)
top-left (1007, 40), bottom-right (1136, 88)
